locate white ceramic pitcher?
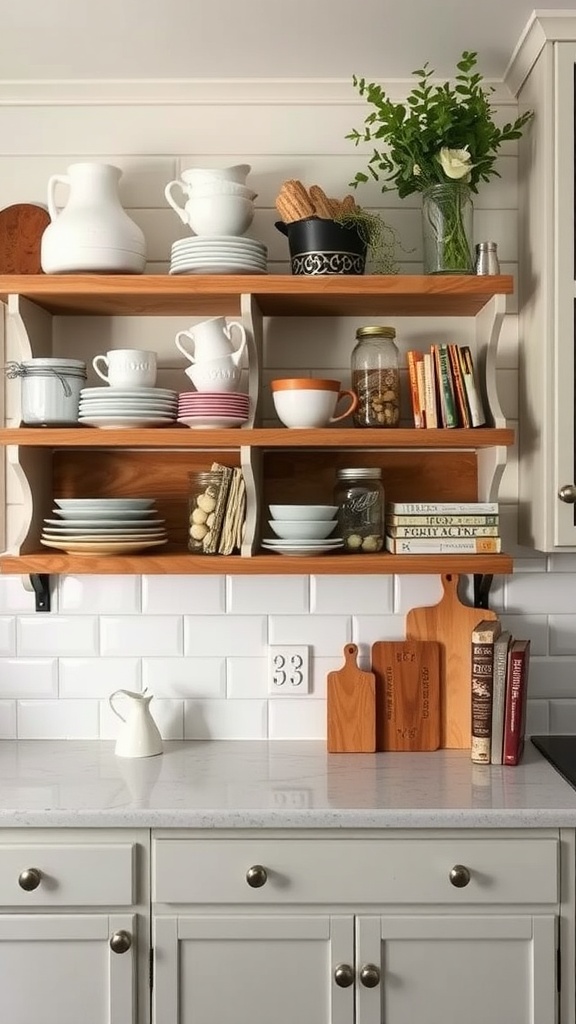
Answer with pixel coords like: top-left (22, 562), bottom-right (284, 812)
top-left (109, 688), bottom-right (163, 759)
top-left (40, 162), bottom-right (147, 274)
top-left (174, 316), bottom-right (247, 365)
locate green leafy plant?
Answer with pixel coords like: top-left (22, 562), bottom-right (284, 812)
top-left (347, 50), bottom-right (533, 197)
top-left (336, 207), bottom-right (400, 274)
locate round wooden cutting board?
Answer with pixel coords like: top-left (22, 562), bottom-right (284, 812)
top-left (0, 203), bottom-right (50, 274)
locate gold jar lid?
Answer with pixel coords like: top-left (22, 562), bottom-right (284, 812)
top-left (355, 325), bottom-right (396, 339)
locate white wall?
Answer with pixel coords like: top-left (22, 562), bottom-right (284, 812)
top-left (0, 83), bottom-right (574, 742)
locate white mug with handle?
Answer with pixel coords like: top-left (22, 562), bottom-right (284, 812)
top-left (92, 349), bottom-right (157, 388)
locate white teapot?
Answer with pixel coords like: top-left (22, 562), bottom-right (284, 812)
top-left (109, 688), bottom-right (163, 759)
top-left (175, 316), bottom-right (247, 366)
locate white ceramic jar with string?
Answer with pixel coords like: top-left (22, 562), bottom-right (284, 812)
top-left (8, 358), bottom-right (87, 425)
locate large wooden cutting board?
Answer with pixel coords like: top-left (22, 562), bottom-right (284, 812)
top-left (406, 573), bottom-right (497, 749)
top-left (371, 639), bottom-right (440, 751)
top-left (327, 643), bottom-right (376, 753)
top-left (0, 203), bottom-right (50, 274)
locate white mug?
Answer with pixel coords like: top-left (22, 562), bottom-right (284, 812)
top-left (185, 355), bottom-right (242, 393)
top-left (92, 349), bottom-right (157, 388)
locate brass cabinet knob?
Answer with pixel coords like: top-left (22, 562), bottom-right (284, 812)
top-left (109, 930), bottom-right (132, 954)
top-left (245, 865), bottom-right (268, 888)
top-left (559, 484), bottom-right (576, 503)
top-left (360, 964), bottom-right (381, 988)
top-left (449, 864), bottom-right (471, 888)
top-left (334, 963), bottom-right (355, 988)
top-left (18, 868), bottom-right (41, 891)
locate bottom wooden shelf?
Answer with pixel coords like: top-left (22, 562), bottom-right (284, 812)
top-left (0, 549), bottom-right (513, 575)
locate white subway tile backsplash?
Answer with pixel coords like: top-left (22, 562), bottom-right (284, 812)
top-left (394, 575), bottom-right (443, 614)
top-left (227, 575), bottom-right (309, 614)
top-left (550, 616), bottom-right (576, 656)
top-left (499, 614), bottom-right (548, 656)
top-left (527, 658), bottom-right (576, 700)
top-left (58, 575), bottom-right (141, 614)
top-left (184, 615), bottom-right (267, 656)
top-left (549, 700), bottom-right (576, 735)
top-left (142, 575), bottom-right (226, 614)
top-left (17, 700), bottom-right (100, 739)
top-left (311, 657), bottom-right (343, 698)
top-left (269, 615), bottom-right (349, 655)
top-left (59, 658), bottom-right (141, 698)
top-left (100, 615), bottom-right (182, 656)
top-left (525, 699), bottom-right (549, 736)
top-left (505, 572), bottom-right (576, 614)
top-left (352, 616), bottom-right (405, 663)
top-left (268, 698), bottom-right (326, 739)
top-left (311, 575), bottom-right (393, 614)
top-left (227, 658), bottom-right (267, 698)
top-left (143, 657), bottom-right (226, 698)
top-left (0, 659), bottom-right (58, 698)
top-left (0, 700), bottom-right (16, 738)
top-left (0, 576), bottom-right (39, 613)
top-left (17, 616), bottom-right (98, 657)
top-left (184, 699), bottom-right (267, 739)
top-left (0, 617), bottom-right (16, 656)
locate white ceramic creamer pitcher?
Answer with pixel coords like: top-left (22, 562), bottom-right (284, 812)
top-left (174, 316), bottom-right (247, 365)
top-left (109, 688), bottom-right (163, 759)
top-left (40, 162), bottom-right (147, 274)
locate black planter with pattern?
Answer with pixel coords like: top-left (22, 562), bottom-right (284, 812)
top-left (275, 217), bottom-right (367, 275)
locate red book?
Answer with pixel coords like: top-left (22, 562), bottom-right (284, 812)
top-left (502, 640), bottom-right (531, 766)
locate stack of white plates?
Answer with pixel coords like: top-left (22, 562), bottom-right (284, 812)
top-left (40, 498), bottom-right (169, 555)
top-left (169, 236), bottom-right (268, 275)
top-left (79, 387), bottom-right (178, 428)
top-left (263, 503), bottom-right (344, 556)
top-left (177, 391), bottom-right (250, 429)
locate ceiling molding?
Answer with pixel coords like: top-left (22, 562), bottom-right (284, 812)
top-left (0, 77), bottom-right (517, 107)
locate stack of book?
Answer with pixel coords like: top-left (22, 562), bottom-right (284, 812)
top-left (406, 343), bottom-right (486, 429)
top-left (385, 502), bottom-right (501, 555)
top-left (471, 619), bottom-right (531, 766)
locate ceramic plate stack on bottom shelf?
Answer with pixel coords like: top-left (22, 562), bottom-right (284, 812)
top-left (263, 504), bottom-right (343, 556)
top-left (40, 498), bottom-right (168, 554)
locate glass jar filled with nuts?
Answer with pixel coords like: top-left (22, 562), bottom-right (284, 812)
top-left (334, 467), bottom-right (385, 554)
top-left (187, 470), bottom-right (224, 554)
top-left (351, 325), bottom-right (400, 427)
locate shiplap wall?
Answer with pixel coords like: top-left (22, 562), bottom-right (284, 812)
top-left (0, 82), bottom-right (573, 742)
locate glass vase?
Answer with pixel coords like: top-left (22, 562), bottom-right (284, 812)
top-left (422, 182), bottom-right (474, 274)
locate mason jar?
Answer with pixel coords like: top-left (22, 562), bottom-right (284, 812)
top-left (187, 470), bottom-right (224, 553)
top-left (334, 467), bottom-right (385, 553)
top-left (351, 325), bottom-right (400, 427)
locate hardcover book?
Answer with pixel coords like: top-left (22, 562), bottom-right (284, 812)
top-left (386, 524), bottom-right (499, 538)
top-left (471, 619), bottom-right (502, 764)
top-left (433, 343), bottom-right (458, 428)
top-left (490, 630), bottom-right (512, 765)
top-left (385, 514), bottom-right (499, 526)
top-left (502, 639), bottom-right (531, 766)
top-left (447, 343), bottom-right (471, 427)
top-left (407, 350), bottom-right (425, 428)
top-left (388, 502), bottom-right (499, 515)
top-left (385, 535), bottom-right (501, 554)
top-left (459, 346), bottom-right (486, 427)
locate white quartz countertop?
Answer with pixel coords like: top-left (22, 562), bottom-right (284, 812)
top-left (1, 739), bottom-right (576, 828)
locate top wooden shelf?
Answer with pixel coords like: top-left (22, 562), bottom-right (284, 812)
top-left (0, 274), bottom-right (514, 317)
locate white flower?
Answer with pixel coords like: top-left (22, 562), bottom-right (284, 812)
top-left (438, 146), bottom-right (473, 181)
top-left (413, 164), bottom-right (422, 177)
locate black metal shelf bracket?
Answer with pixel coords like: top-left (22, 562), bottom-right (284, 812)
top-left (29, 574), bottom-right (51, 612)
top-left (473, 573), bottom-right (493, 610)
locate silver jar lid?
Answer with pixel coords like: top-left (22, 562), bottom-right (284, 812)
top-left (337, 467), bottom-right (382, 479)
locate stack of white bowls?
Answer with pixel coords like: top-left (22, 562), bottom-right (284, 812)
top-left (165, 164), bottom-right (267, 274)
top-left (263, 505), bottom-right (344, 557)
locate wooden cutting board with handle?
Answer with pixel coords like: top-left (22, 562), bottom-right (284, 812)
top-left (371, 639), bottom-right (441, 751)
top-left (327, 643), bottom-right (376, 753)
top-left (0, 203), bottom-right (50, 274)
top-left (405, 573), bottom-right (497, 749)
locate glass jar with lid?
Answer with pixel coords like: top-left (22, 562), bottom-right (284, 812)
top-left (187, 470), bottom-right (225, 554)
top-left (351, 325), bottom-right (400, 427)
top-left (334, 467), bottom-right (385, 553)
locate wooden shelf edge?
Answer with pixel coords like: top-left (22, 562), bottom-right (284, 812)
top-left (0, 551), bottom-right (514, 575)
top-left (0, 427), bottom-right (515, 449)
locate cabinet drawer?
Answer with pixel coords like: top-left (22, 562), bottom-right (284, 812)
top-left (0, 844), bottom-right (135, 906)
top-left (153, 837), bottom-right (559, 906)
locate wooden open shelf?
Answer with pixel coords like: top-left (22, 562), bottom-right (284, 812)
top-left (0, 273), bottom-right (514, 317)
top-left (0, 550), bottom-right (514, 576)
top-left (0, 427), bottom-right (515, 449)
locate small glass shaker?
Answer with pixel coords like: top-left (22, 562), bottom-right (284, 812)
top-left (474, 242), bottom-right (500, 275)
